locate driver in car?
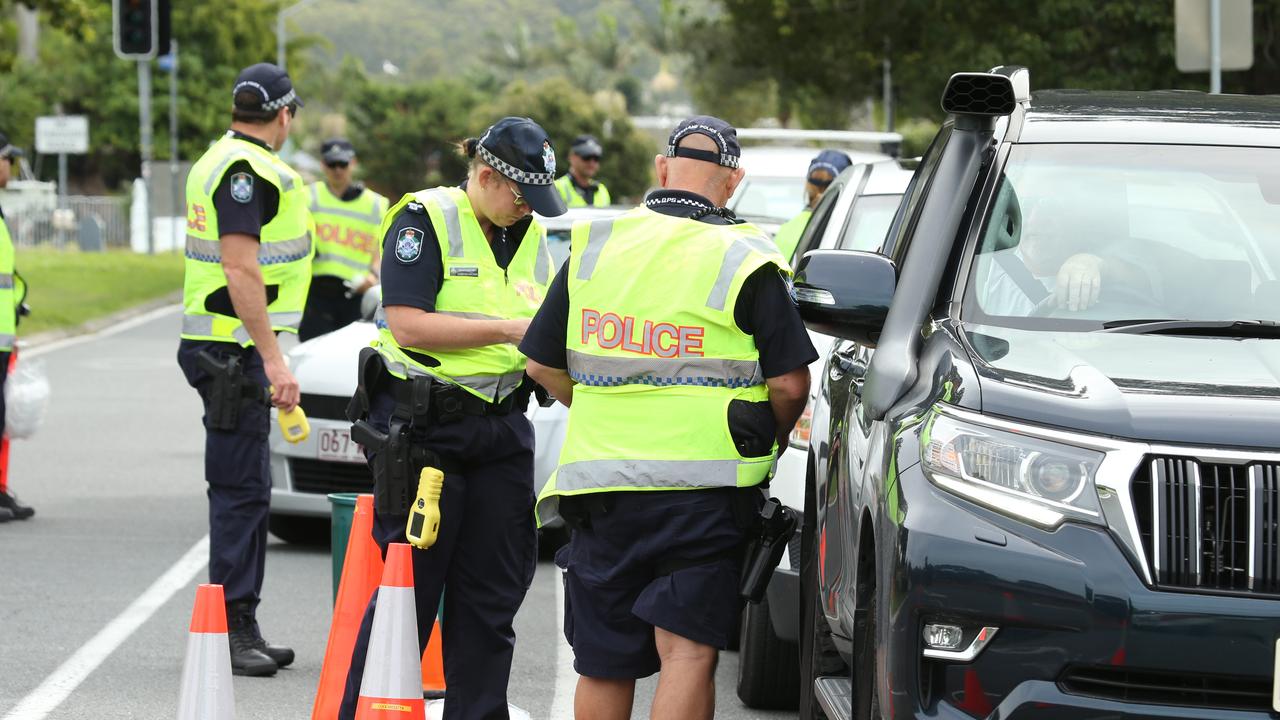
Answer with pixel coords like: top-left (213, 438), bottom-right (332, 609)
top-left (978, 196), bottom-right (1153, 316)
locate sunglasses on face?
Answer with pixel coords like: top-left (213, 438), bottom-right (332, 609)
top-left (506, 180), bottom-right (526, 207)
top-left (325, 161), bottom-right (349, 169)
top-left (286, 103), bottom-right (298, 118)
top-left (580, 155), bottom-right (601, 163)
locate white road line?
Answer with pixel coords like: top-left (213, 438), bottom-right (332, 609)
top-left (1, 536), bottom-right (210, 720)
top-left (548, 568), bottom-right (577, 720)
top-left (22, 303), bottom-right (181, 359)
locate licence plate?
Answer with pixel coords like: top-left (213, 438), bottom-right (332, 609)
top-left (1274, 638), bottom-right (1280, 712)
top-left (316, 427), bottom-right (363, 463)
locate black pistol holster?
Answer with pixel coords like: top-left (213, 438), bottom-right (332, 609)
top-left (197, 349), bottom-right (269, 432)
top-left (739, 497), bottom-right (799, 603)
top-left (348, 347), bottom-right (440, 516)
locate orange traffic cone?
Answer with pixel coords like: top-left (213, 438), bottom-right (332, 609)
top-left (176, 584), bottom-right (235, 720)
top-left (422, 620), bottom-right (445, 698)
top-left (354, 543), bottom-right (424, 719)
top-left (312, 494), bottom-right (384, 720)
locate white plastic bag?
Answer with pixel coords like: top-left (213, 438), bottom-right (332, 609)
top-left (6, 356), bottom-right (50, 439)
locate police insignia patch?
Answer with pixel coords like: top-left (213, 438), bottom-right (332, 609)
top-left (395, 227), bottom-right (424, 264)
top-left (781, 269), bottom-right (799, 305)
top-left (229, 172), bottom-right (254, 204)
top-left (542, 141), bottom-right (556, 175)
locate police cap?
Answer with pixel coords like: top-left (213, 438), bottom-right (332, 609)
top-left (476, 116), bottom-right (566, 217)
top-left (807, 149), bottom-right (853, 187)
top-left (321, 138), bottom-right (356, 165)
top-left (0, 131), bottom-right (22, 160)
top-left (233, 63), bottom-right (304, 114)
top-left (664, 115), bottom-right (741, 169)
top-left (570, 135), bottom-right (604, 160)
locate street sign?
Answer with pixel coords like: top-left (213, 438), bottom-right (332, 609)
top-left (35, 115), bottom-right (89, 155)
top-left (1176, 0), bottom-right (1253, 72)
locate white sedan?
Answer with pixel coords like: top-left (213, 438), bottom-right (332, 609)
top-left (266, 207), bottom-right (622, 544)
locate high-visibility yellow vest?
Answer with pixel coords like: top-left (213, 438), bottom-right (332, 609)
top-left (181, 134), bottom-right (314, 346)
top-left (308, 182), bottom-right (388, 283)
top-left (0, 214), bottom-right (15, 352)
top-left (773, 208), bottom-right (812, 262)
top-left (554, 174), bottom-right (612, 208)
top-left (374, 186), bottom-right (552, 403)
top-left (535, 207), bottom-right (787, 527)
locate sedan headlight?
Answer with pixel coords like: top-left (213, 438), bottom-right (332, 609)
top-left (921, 410), bottom-right (1104, 528)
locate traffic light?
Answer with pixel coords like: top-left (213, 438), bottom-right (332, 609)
top-left (112, 0), bottom-right (158, 60)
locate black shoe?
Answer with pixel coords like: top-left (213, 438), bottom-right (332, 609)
top-left (0, 506), bottom-right (13, 523)
top-left (227, 603), bottom-right (278, 677)
top-left (251, 618), bottom-right (295, 668)
top-left (0, 491), bottom-right (33, 520)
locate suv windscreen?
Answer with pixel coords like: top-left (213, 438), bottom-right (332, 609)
top-left (964, 143), bottom-right (1280, 328)
top-left (837, 194), bottom-right (903, 252)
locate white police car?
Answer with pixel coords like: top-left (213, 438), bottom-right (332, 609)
top-left (267, 206), bottom-right (623, 544)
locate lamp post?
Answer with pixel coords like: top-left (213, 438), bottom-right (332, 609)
top-left (276, 0), bottom-right (321, 70)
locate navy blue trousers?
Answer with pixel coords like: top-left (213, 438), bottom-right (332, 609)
top-left (339, 389), bottom-right (537, 720)
top-left (177, 340), bottom-right (271, 608)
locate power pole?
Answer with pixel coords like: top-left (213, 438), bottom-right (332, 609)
top-left (138, 59), bottom-right (153, 254)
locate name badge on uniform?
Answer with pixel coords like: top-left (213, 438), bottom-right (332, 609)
top-left (449, 266), bottom-right (479, 277)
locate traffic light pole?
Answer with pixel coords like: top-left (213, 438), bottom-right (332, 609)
top-left (138, 58), bottom-right (153, 254)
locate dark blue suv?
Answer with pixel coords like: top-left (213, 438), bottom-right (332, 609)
top-left (792, 66), bottom-right (1280, 719)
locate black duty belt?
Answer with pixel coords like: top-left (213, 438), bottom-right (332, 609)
top-left (387, 373), bottom-right (516, 422)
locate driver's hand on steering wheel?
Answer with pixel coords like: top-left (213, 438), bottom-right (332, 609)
top-left (1054, 253), bottom-right (1103, 311)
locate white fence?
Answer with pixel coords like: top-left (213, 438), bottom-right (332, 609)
top-left (4, 195), bottom-right (132, 250)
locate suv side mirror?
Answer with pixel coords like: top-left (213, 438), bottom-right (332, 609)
top-left (794, 250), bottom-right (896, 346)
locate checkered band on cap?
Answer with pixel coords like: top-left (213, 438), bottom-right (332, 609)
top-left (262, 89), bottom-right (298, 111)
top-left (664, 143), bottom-right (740, 169)
top-left (477, 144), bottom-right (555, 186)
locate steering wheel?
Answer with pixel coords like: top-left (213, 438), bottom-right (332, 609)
top-left (1029, 281), bottom-right (1165, 319)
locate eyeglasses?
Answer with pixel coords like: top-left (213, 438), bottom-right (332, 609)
top-left (506, 180), bottom-right (526, 207)
top-left (286, 103), bottom-right (298, 118)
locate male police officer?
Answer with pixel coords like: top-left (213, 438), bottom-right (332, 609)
top-left (340, 117), bottom-right (566, 720)
top-left (523, 116), bottom-right (815, 720)
top-left (553, 134), bottom-right (612, 207)
top-left (299, 138), bottom-right (388, 342)
top-left (176, 63), bottom-right (311, 677)
top-left (0, 133), bottom-right (32, 523)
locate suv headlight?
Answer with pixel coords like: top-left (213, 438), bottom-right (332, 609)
top-left (921, 410), bottom-right (1104, 528)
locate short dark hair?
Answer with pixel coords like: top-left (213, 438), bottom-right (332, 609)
top-left (232, 90), bottom-right (284, 124)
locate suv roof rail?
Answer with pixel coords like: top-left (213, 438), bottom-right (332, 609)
top-left (941, 66), bottom-right (1030, 117)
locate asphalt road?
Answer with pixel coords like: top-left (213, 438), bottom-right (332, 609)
top-left (0, 307), bottom-right (797, 720)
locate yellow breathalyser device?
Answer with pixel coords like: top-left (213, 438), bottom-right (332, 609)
top-left (270, 387), bottom-right (311, 444)
top-left (406, 467), bottom-right (445, 549)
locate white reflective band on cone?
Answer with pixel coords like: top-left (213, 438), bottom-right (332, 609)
top-left (176, 632), bottom-right (235, 720)
top-left (358, 585), bottom-right (422, 701)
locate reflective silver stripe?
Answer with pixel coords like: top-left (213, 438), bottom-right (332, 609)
top-left (312, 202), bottom-right (383, 225)
top-left (309, 183), bottom-right (320, 211)
top-left (556, 459), bottom-right (741, 492)
top-left (182, 314), bottom-right (215, 336)
top-left (576, 219), bottom-right (615, 280)
top-left (314, 252), bottom-right (370, 272)
top-left (566, 349), bottom-right (762, 388)
top-left (269, 311), bottom-right (303, 329)
top-left (183, 312), bottom-right (301, 342)
top-left (437, 311), bottom-right (502, 321)
top-left (534, 231), bottom-right (550, 284)
top-left (706, 235), bottom-right (774, 311)
top-left (0, 334), bottom-right (16, 348)
top-left (424, 190), bottom-right (463, 257)
top-left (0, 274), bottom-right (14, 289)
top-left (259, 233), bottom-right (312, 265)
top-left (381, 361), bottom-right (524, 401)
top-left (232, 325), bottom-right (252, 345)
top-left (203, 146), bottom-right (296, 196)
top-left (186, 234), bottom-right (222, 262)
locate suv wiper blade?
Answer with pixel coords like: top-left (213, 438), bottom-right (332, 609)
top-left (1100, 319), bottom-right (1280, 337)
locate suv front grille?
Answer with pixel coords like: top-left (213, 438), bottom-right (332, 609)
top-left (1061, 665), bottom-right (1272, 712)
top-left (289, 457), bottom-right (374, 495)
top-left (299, 393), bottom-right (352, 421)
top-left (1132, 456), bottom-right (1280, 594)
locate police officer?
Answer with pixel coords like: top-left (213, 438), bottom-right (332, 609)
top-left (175, 63), bottom-right (310, 677)
top-left (298, 138), bottom-right (388, 342)
top-left (522, 116), bottom-right (815, 720)
top-left (553, 134), bottom-right (612, 207)
top-left (339, 116), bottom-right (566, 720)
top-left (772, 148), bottom-right (853, 261)
top-left (0, 133), bottom-right (32, 523)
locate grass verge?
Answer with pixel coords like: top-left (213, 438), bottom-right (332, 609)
top-left (17, 249), bottom-right (184, 336)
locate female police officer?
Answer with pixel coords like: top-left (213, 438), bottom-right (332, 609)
top-left (771, 148), bottom-right (853, 262)
top-left (339, 117), bottom-right (565, 720)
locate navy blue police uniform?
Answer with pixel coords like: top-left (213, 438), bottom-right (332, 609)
top-left (519, 183), bottom-right (818, 678)
top-left (339, 119), bottom-right (568, 720)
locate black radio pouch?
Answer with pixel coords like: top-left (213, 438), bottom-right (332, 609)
top-left (197, 350), bottom-right (268, 432)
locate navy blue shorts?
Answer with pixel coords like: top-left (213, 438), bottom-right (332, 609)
top-left (555, 489), bottom-right (758, 679)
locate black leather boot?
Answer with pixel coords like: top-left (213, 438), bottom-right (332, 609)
top-left (226, 602), bottom-right (277, 677)
top-left (0, 505), bottom-right (13, 523)
top-left (0, 491), bottom-right (33, 520)
top-left (250, 616), bottom-right (295, 668)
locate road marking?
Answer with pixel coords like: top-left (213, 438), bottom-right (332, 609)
top-left (548, 568), bottom-right (577, 720)
top-left (22, 304), bottom-right (181, 359)
top-left (1, 535), bottom-right (209, 720)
